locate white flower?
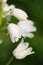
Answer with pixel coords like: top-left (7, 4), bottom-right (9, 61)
top-left (2, 3), bottom-right (28, 21)
top-left (7, 23), bottom-right (22, 43)
top-left (13, 39), bottom-right (34, 59)
top-left (3, 4), bottom-right (15, 17)
top-left (2, 1), bottom-right (28, 21)
top-left (12, 8), bottom-right (28, 20)
top-left (7, 20), bottom-right (36, 43)
top-left (17, 20), bottom-right (37, 38)
top-left (3, 3), bottom-right (15, 21)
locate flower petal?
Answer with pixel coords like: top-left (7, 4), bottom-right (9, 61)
top-left (7, 23), bottom-right (21, 43)
top-left (13, 47), bottom-right (34, 59)
top-left (21, 32), bottom-right (34, 38)
top-left (18, 20), bottom-right (36, 33)
top-left (13, 49), bottom-right (29, 59)
top-left (3, 4), bottom-right (15, 12)
top-left (12, 8), bottom-right (28, 20)
top-left (13, 38), bottom-right (29, 52)
top-left (3, 4), bottom-right (15, 17)
top-left (12, 39), bottom-right (34, 59)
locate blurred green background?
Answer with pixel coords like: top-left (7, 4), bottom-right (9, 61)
top-left (0, 0), bottom-right (43, 65)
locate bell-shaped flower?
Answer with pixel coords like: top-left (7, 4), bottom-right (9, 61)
top-left (17, 20), bottom-right (37, 38)
top-left (7, 20), bottom-right (36, 43)
top-left (13, 39), bottom-right (34, 59)
top-left (12, 8), bottom-right (28, 20)
top-left (2, 3), bottom-right (28, 21)
top-left (7, 23), bottom-right (22, 43)
top-left (2, 1), bottom-right (28, 21)
top-left (3, 4), bottom-right (15, 17)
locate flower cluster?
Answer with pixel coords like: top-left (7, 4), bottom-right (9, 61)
top-left (1, 0), bottom-right (37, 59)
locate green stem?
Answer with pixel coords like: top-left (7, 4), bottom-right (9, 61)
top-left (6, 56), bottom-right (14, 65)
top-left (0, 1), bottom-right (3, 25)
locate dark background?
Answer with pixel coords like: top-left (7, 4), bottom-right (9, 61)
top-left (0, 0), bottom-right (43, 65)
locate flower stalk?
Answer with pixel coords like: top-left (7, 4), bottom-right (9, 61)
top-left (6, 56), bottom-right (14, 65)
top-left (0, 1), bottom-right (3, 25)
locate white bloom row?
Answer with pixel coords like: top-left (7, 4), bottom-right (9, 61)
top-left (7, 20), bottom-right (36, 43)
top-left (7, 20), bottom-right (36, 59)
top-left (1, 0), bottom-right (37, 59)
top-left (2, 0), bottom-right (28, 21)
